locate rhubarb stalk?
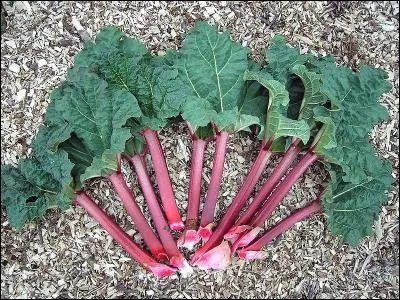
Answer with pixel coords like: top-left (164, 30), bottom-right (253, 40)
top-left (143, 128), bottom-right (184, 230)
top-left (178, 138), bottom-right (208, 249)
top-left (237, 199), bottom-right (321, 260)
top-left (192, 138), bottom-right (274, 264)
top-left (198, 130), bottom-right (230, 239)
top-left (225, 138), bottom-right (302, 242)
top-left (127, 155), bottom-right (192, 275)
top-left (74, 192), bottom-right (176, 277)
top-left (231, 151), bottom-right (319, 252)
top-left (108, 171), bottom-right (168, 262)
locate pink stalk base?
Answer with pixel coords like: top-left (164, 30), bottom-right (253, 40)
top-left (177, 229), bottom-right (201, 250)
top-left (128, 155), bottom-right (192, 275)
top-left (199, 131), bottom-right (230, 233)
top-left (74, 192), bottom-right (176, 277)
top-left (231, 227), bottom-right (262, 253)
top-left (192, 140), bottom-right (273, 263)
top-left (108, 171), bottom-right (168, 262)
top-left (237, 250), bottom-right (268, 260)
top-left (223, 225), bottom-right (252, 243)
top-left (237, 199), bottom-right (321, 260)
top-left (143, 128), bottom-right (183, 230)
top-left (192, 241), bottom-right (232, 270)
top-left (179, 138), bottom-right (207, 249)
top-left (197, 223), bottom-right (215, 243)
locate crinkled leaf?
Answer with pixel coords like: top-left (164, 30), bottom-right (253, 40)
top-left (1, 126), bottom-right (79, 230)
top-left (311, 62), bottom-right (390, 137)
top-left (74, 26), bottom-right (148, 76)
top-left (75, 27), bottom-right (183, 131)
top-left (290, 64), bottom-right (326, 126)
top-left (47, 68), bottom-right (141, 179)
top-left (323, 158), bottom-right (393, 247)
top-left (312, 60), bottom-right (391, 183)
top-left (243, 70), bottom-right (310, 144)
top-left (178, 22), bottom-right (257, 133)
top-left (1, 161), bottom-right (60, 230)
top-left (265, 35), bottom-right (312, 83)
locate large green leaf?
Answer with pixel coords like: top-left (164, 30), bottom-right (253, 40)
top-left (46, 67), bottom-right (142, 180)
top-left (75, 26), bottom-right (183, 131)
top-left (323, 158), bottom-right (393, 246)
top-left (243, 70), bottom-right (310, 144)
top-left (311, 59), bottom-right (391, 184)
top-left (310, 62), bottom-right (390, 137)
top-left (1, 126), bottom-right (79, 230)
top-left (178, 22), bottom-right (261, 134)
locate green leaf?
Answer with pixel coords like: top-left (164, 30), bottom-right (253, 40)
top-left (75, 26), bottom-right (182, 131)
top-left (1, 126), bottom-right (79, 230)
top-left (311, 58), bottom-right (391, 184)
top-left (243, 70), bottom-right (310, 144)
top-left (290, 64), bottom-right (326, 126)
top-left (47, 68), bottom-right (142, 179)
top-left (135, 56), bottom-right (186, 130)
top-left (265, 35), bottom-right (313, 83)
top-left (311, 62), bottom-right (390, 137)
top-left (181, 97), bottom-right (218, 129)
top-left (323, 158), bottom-right (393, 246)
top-left (74, 26), bottom-right (148, 73)
top-left (1, 161), bottom-right (59, 230)
top-left (178, 22), bottom-right (258, 133)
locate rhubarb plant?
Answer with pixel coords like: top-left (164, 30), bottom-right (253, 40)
top-left (1, 23), bottom-right (393, 276)
top-left (175, 22), bottom-right (272, 246)
top-left (74, 26), bottom-right (186, 231)
top-left (190, 49), bottom-right (313, 267)
top-left (45, 66), bottom-right (172, 263)
top-left (229, 55), bottom-right (392, 258)
top-left (1, 126), bottom-right (176, 277)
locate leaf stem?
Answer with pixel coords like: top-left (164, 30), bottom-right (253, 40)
top-left (74, 192), bottom-right (176, 277)
top-left (108, 171), bottom-right (168, 262)
top-left (142, 128), bottom-right (183, 230)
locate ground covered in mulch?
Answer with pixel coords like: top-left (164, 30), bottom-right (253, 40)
top-left (1, 1), bottom-right (398, 299)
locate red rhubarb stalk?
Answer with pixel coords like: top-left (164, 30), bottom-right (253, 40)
top-left (198, 130), bottom-right (230, 239)
top-left (231, 151), bottom-right (319, 252)
top-left (143, 128), bottom-right (183, 230)
top-left (192, 139), bottom-right (273, 263)
top-left (128, 155), bottom-right (192, 275)
top-left (237, 199), bottom-right (321, 260)
top-left (74, 192), bottom-right (176, 277)
top-left (108, 172), bottom-right (168, 262)
top-left (225, 139), bottom-right (302, 241)
top-left (178, 138), bottom-right (208, 249)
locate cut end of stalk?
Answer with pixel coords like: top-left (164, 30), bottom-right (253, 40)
top-left (177, 229), bottom-right (201, 250)
top-left (147, 263), bottom-right (177, 277)
top-left (192, 241), bottom-right (232, 270)
top-left (198, 223), bottom-right (215, 243)
top-left (224, 225), bottom-right (253, 243)
top-left (237, 250), bottom-right (268, 261)
top-left (169, 255), bottom-right (193, 277)
top-left (170, 221), bottom-right (185, 231)
top-left (155, 252), bottom-right (170, 263)
top-left (231, 227), bottom-right (262, 253)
